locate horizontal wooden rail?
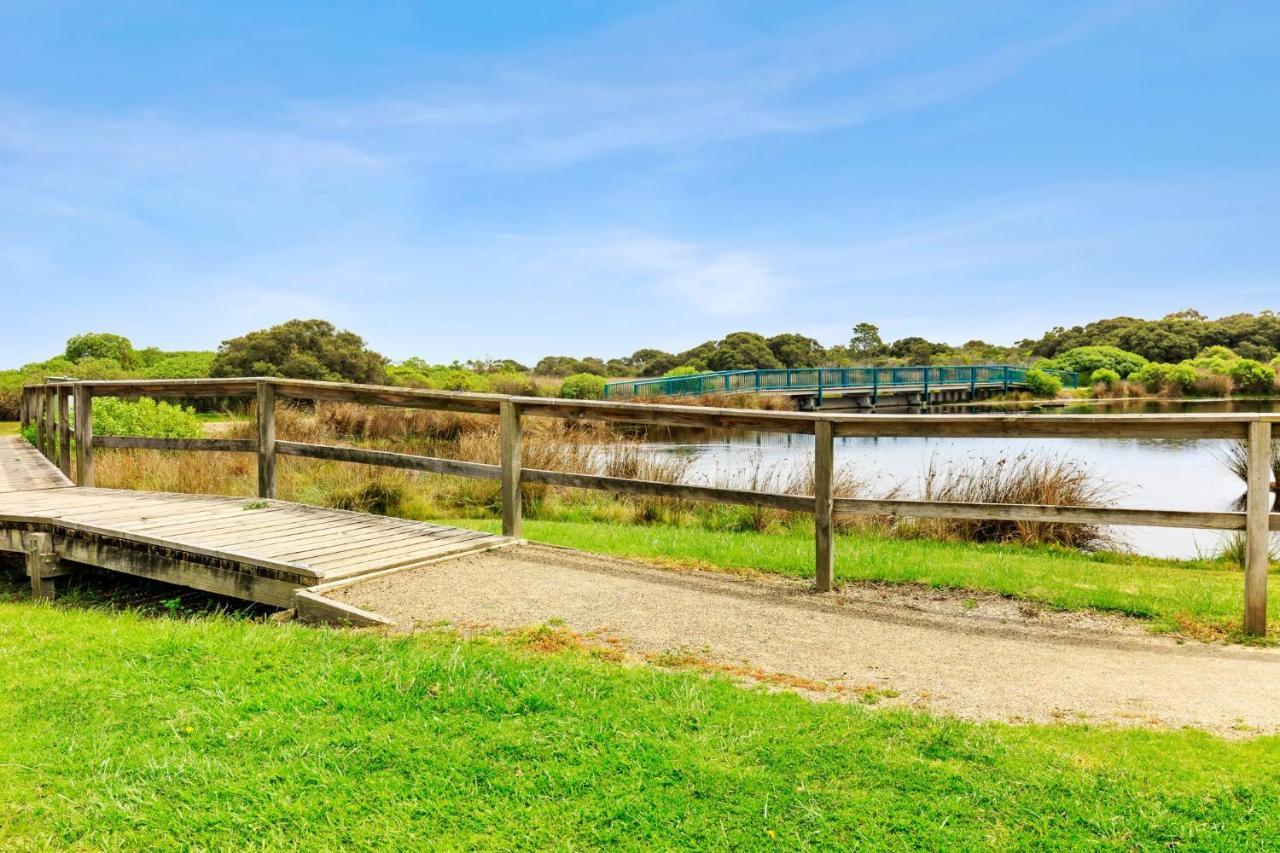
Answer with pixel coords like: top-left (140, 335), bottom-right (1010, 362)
top-left (275, 440), bottom-right (501, 480)
top-left (521, 468), bottom-right (813, 512)
top-left (92, 437), bottom-right (257, 453)
top-left (831, 497), bottom-right (1263, 531)
top-left (24, 376), bottom-right (1280, 636)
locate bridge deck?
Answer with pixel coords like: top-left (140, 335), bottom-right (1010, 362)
top-left (0, 436), bottom-right (510, 606)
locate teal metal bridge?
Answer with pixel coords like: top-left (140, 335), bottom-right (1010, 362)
top-left (603, 364), bottom-right (1079, 401)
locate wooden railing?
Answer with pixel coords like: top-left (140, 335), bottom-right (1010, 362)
top-left (20, 377), bottom-right (1280, 635)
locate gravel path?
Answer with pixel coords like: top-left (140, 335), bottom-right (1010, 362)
top-left (333, 544), bottom-right (1280, 736)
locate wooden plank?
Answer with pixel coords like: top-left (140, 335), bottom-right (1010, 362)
top-left (293, 589), bottom-right (395, 627)
top-left (54, 535), bottom-right (304, 608)
top-left (814, 420), bottom-right (834, 592)
top-left (1245, 421), bottom-right (1272, 636)
top-left (308, 534), bottom-right (503, 578)
top-left (93, 436), bottom-right (257, 452)
top-left (500, 400), bottom-right (522, 538)
top-left (272, 378), bottom-right (504, 414)
top-left (60, 378), bottom-right (259, 398)
top-left (54, 518), bottom-right (321, 578)
top-left (829, 414), bottom-right (1251, 440)
top-left (831, 497), bottom-right (1246, 530)
top-left (297, 528), bottom-right (492, 568)
top-left (275, 440), bottom-right (501, 480)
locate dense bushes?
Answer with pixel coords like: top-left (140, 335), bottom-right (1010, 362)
top-left (1130, 362), bottom-right (1197, 394)
top-left (1228, 359), bottom-right (1277, 393)
top-left (92, 398), bottom-right (203, 438)
top-left (559, 373), bottom-right (607, 400)
top-left (1041, 345), bottom-right (1147, 378)
top-left (1089, 368), bottom-right (1120, 387)
top-left (1022, 369), bottom-right (1062, 397)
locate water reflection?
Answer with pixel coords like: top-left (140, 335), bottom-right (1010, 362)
top-left (636, 399), bottom-right (1279, 560)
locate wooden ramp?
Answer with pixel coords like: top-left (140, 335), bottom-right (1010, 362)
top-left (0, 436), bottom-right (511, 608)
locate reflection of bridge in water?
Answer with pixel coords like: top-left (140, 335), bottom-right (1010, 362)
top-left (604, 365), bottom-right (1080, 410)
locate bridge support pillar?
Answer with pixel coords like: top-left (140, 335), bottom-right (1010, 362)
top-left (24, 532), bottom-right (68, 599)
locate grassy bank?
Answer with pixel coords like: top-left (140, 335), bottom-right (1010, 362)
top-left (1, 600), bottom-right (1277, 848)
top-left (445, 518), bottom-right (1276, 639)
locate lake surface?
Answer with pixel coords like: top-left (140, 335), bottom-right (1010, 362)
top-left (638, 398), bottom-right (1280, 560)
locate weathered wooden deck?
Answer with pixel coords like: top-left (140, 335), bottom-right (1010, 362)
top-left (0, 436), bottom-right (510, 608)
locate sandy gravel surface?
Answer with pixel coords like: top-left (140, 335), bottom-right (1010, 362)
top-left (333, 544), bottom-right (1280, 735)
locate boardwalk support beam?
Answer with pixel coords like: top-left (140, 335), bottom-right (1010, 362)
top-left (24, 532), bottom-right (63, 599)
top-left (1245, 420), bottom-right (1272, 636)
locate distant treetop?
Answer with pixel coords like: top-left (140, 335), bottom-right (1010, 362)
top-left (209, 318), bottom-right (387, 384)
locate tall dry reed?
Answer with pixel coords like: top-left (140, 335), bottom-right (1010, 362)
top-left (913, 450), bottom-right (1119, 550)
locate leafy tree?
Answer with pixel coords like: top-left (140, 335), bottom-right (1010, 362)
top-left (705, 332), bottom-right (782, 371)
top-left (66, 333), bottom-right (138, 369)
top-left (209, 319), bottom-right (387, 383)
top-left (888, 337), bottom-right (951, 363)
top-left (849, 323), bottom-right (887, 360)
top-left (1115, 325), bottom-right (1198, 363)
top-left (766, 333), bottom-right (824, 368)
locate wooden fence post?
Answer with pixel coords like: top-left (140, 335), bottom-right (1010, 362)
top-left (500, 400), bottom-right (522, 539)
top-left (43, 387), bottom-right (58, 460)
top-left (257, 380), bottom-right (277, 499)
top-left (57, 387), bottom-right (72, 476)
top-left (814, 419), bottom-right (835, 592)
top-left (73, 384), bottom-right (93, 487)
top-left (1244, 420), bottom-right (1272, 636)
top-left (19, 388), bottom-right (30, 432)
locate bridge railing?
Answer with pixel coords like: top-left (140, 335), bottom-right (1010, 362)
top-left (18, 376), bottom-right (1277, 635)
top-left (603, 364), bottom-right (1079, 399)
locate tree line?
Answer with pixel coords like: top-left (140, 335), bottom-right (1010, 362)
top-left (4, 310), bottom-right (1279, 418)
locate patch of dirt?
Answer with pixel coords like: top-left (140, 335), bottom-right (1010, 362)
top-left (332, 543), bottom-right (1280, 737)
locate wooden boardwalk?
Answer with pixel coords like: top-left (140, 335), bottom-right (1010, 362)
top-left (0, 436), bottom-right (510, 608)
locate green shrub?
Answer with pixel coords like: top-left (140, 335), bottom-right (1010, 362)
top-left (1089, 368), bottom-right (1120, 387)
top-left (662, 365), bottom-right (701, 378)
top-left (1022, 369), bottom-right (1062, 397)
top-left (92, 397), bottom-right (203, 438)
top-left (1042, 346), bottom-right (1147, 378)
top-left (1227, 359), bottom-right (1277, 394)
top-left (559, 373), bottom-right (607, 400)
top-left (1130, 362), bottom-right (1197, 394)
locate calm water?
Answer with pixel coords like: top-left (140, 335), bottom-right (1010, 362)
top-left (639, 398), bottom-right (1280, 560)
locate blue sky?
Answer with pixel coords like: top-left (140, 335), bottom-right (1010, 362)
top-left (1, 1), bottom-right (1277, 366)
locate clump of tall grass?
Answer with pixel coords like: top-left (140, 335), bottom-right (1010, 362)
top-left (1214, 440), bottom-right (1280, 495)
top-left (913, 451), bottom-right (1119, 550)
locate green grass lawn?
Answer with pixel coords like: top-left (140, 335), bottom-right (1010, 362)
top-left (444, 518), bottom-right (1275, 639)
top-left (1, 600), bottom-right (1277, 848)
top-left (0, 421), bottom-right (17, 436)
